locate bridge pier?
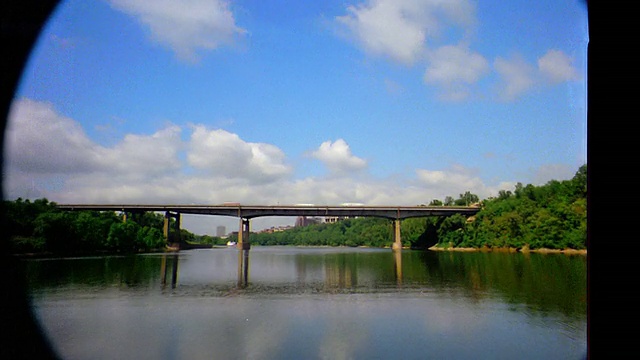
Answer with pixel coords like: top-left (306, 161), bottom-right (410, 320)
top-left (164, 211), bottom-right (182, 250)
top-left (237, 218), bottom-right (251, 250)
top-left (392, 219), bottom-right (402, 251)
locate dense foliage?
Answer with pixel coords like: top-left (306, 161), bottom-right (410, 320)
top-left (2, 199), bottom-right (209, 255)
top-left (3, 165), bottom-right (586, 254)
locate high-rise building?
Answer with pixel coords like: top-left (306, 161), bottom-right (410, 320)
top-left (216, 225), bottom-right (226, 237)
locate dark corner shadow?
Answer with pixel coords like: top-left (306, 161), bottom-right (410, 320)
top-left (1, 1), bottom-right (62, 358)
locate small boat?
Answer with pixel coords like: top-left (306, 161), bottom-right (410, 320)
top-left (226, 241), bottom-right (237, 247)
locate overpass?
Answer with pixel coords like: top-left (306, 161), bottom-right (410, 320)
top-left (56, 204), bottom-right (481, 251)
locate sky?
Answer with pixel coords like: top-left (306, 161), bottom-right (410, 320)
top-left (4, 0), bottom-right (589, 235)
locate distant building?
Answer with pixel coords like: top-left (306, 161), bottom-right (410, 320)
top-left (216, 225), bottom-right (226, 237)
top-left (324, 216), bottom-right (346, 224)
top-left (258, 225), bottom-right (294, 233)
top-left (295, 216), bottom-right (321, 227)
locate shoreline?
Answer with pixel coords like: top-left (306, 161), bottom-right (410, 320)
top-left (428, 246), bottom-right (587, 255)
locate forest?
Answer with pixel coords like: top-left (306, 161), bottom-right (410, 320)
top-left (2, 164), bottom-right (586, 255)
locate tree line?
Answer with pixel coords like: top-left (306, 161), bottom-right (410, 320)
top-left (2, 164), bottom-right (586, 255)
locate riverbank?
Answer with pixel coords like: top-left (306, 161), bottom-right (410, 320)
top-left (428, 245), bottom-right (587, 255)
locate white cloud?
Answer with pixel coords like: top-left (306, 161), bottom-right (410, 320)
top-left (5, 98), bottom-right (100, 174)
top-left (311, 139), bottom-right (367, 175)
top-left (493, 54), bottom-right (536, 101)
top-left (336, 0), bottom-right (476, 65)
top-left (424, 44), bottom-right (489, 100)
top-left (5, 98), bottom-right (556, 233)
top-left (494, 50), bottom-right (581, 101)
top-left (337, 1), bottom-right (581, 102)
top-left (95, 125), bottom-right (183, 177)
top-left (187, 125), bottom-right (292, 183)
top-left (537, 49), bottom-right (580, 83)
top-left (415, 165), bottom-right (485, 197)
top-left (107, 0), bottom-right (246, 62)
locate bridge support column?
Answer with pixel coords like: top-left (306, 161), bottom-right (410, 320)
top-left (163, 212), bottom-right (170, 240)
top-left (164, 211), bottom-right (182, 250)
top-left (237, 218), bottom-right (251, 250)
top-left (392, 219), bottom-right (402, 251)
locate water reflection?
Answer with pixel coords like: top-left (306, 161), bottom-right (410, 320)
top-left (25, 247), bottom-right (587, 319)
top-left (394, 249), bottom-right (402, 286)
top-left (160, 253), bottom-right (179, 289)
top-left (237, 249), bottom-right (249, 288)
top-left (25, 248), bottom-right (587, 359)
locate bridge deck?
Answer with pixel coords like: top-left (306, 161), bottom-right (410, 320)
top-left (56, 204), bottom-right (481, 220)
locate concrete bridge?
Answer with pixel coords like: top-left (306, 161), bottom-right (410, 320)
top-left (56, 204), bottom-right (481, 251)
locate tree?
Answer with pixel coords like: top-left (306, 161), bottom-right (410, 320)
top-left (106, 221), bottom-right (141, 252)
top-left (33, 211), bottom-right (78, 253)
top-left (455, 191), bottom-right (479, 206)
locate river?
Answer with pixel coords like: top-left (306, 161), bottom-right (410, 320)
top-left (23, 246), bottom-right (587, 359)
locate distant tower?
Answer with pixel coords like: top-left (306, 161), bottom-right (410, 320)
top-left (216, 225), bottom-right (226, 237)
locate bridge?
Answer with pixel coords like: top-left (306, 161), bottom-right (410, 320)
top-left (56, 204), bottom-right (481, 251)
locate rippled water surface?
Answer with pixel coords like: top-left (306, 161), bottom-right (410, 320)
top-left (24, 246), bottom-right (588, 359)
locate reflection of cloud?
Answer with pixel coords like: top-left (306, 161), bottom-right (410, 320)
top-left (319, 308), bottom-right (368, 360)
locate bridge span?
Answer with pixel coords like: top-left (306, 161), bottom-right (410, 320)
top-left (56, 204), bottom-right (481, 251)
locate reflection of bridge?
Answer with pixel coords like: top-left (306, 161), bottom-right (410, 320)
top-left (159, 248), bottom-right (403, 290)
top-left (56, 204), bottom-right (481, 251)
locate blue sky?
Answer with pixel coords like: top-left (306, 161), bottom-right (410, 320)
top-left (4, 0), bottom-right (588, 234)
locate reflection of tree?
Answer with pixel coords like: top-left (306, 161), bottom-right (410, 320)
top-left (160, 253), bottom-right (179, 289)
top-left (413, 251), bottom-right (587, 317)
top-left (25, 255), bottom-right (169, 291)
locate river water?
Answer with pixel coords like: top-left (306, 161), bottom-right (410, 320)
top-left (23, 246), bottom-right (587, 359)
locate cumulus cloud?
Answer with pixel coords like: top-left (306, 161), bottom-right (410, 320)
top-left (4, 98), bottom-right (186, 202)
top-left (494, 50), bottom-right (580, 101)
top-left (97, 126), bottom-right (183, 177)
top-left (415, 164), bottom-right (485, 196)
top-left (5, 98), bottom-right (101, 174)
top-left (5, 98), bottom-right (535, 233)
top-left (537, 49), bottom-right (580, 83)
top-left (424, 44), bottom-right (489, 100)
top-left (311, 139), bottom-right (367, 175)
top-left (336, 1), bottom-right (581, 101)
top-left (187, 125), bottom-right (292, 183)
top-left (493, 54), bottom-right (536, 101)
top-left (336, 0), bottom-right (476, 65)
top-left (107, 0), bottom-right (246, 62)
